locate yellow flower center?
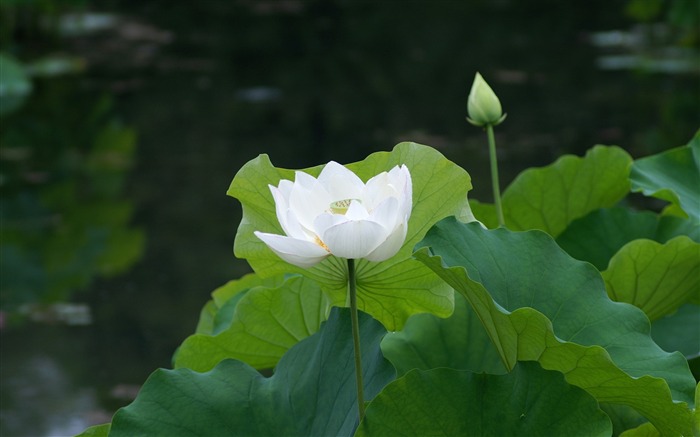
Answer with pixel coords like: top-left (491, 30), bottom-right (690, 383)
top-left (330, 199), bottom-right (357, 215)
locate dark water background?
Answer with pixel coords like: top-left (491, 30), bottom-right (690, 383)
top-left (1, 1), bottom-right (698, 435)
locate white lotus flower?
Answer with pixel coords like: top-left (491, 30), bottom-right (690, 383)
top-left (254, 162), bottom-right (412, 268)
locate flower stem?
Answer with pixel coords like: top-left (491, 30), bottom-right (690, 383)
top-left (347, 258), bottom-right (366, 422)
top-left (486, 123), bottom-right (505, 227)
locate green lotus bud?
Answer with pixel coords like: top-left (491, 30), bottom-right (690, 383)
top-left (466, 72), bottom-right (506, 127)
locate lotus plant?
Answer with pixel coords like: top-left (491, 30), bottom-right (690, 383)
top-left (467, 72), bottom-right (506, 226)
top-left (254, 160), bottom-right (413, 421)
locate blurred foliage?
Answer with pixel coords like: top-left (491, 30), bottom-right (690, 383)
top-left (0, 0), bottom-right (89, 51)
top-left (0, 0), bottom-right (143, 319)
top-left (0, 54), bottom-right (32, 115)
top-left (0, 87), bottom-right (144, 317)
top-left (625, 0), bottom-right (699, 43)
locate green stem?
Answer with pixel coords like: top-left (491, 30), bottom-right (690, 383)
top-left (347, 258), bottom-right (366, 422)
top-left (487, 124), bottom-right (505, 227)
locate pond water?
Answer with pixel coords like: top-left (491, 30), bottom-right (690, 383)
top-left (1, 1), bottom-right (698, 435)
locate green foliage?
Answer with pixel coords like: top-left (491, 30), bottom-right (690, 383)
top-left (228, 142), bottom-right (470, 330)
top-left (630, 131), bottom-right (700, 222)
top-left (414, 218), bottom-right (695, 435)
top-left (76, 133), bottom-right (700, 437)
top-left (382, 291), bottom-right (506, 376)
top-left (108, 308), bottom-right (395, 437)
top-left (602, 237), bottom-right (700, 321)
top-left (74, 424), bottom-right (110, 437)
top-left (624, 0), bottom-right (663, 22)
top-left (556, 207), bottom-right (699, 270)
top-left (618, 381), bottom-right (699, 437)
top-left (619, 422), bottom-right (661, 437)
top-left (472, 146), bottom-right (633, 236)
top-left (174, 274), bottom-right (330, 371)
top-left (357, 362), bottom-right (611, 437)
top-left (651, 304), bottom-right (700, 358)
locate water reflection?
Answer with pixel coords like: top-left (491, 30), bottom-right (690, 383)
top-left (0, 93), bottom-right (144, 322)
top-left (1, 351), bottom-right (104, 437)
top-left (1, 0), bottom-right (698, 435)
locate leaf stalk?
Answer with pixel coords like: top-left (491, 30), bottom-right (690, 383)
top-left (487, 124), bottom-right (505, 227)
top-left (348, 258), bottom-right (366, 422)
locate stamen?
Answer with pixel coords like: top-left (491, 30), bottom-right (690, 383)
top-left (314, 235), bottom-right (330, 251)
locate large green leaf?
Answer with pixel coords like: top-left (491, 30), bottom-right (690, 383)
top-left (211, 272), bottom-right (287, 307)
top-left (193, 299), bottom-right (218, 336)
top-left (619, 422), bottom-right (661, 437)
top-left (603, 237), bottom-right (700, 321)
top-left (619, 382), bottom-right (700, 437)
top-left (356, 362), bottom-right (611, 437)
top-left (472, 146), bottom-right (632, 236)
top-left (191, 273), bottom-right (287, 336)
top-left (175, 275), bottom-right (330, 371)
top-left (228, 142), bottom-right (470, 330)
top-left (414, 218), bottom-right (695, 436)
top-left (468, 199), bottom-right (499, 229)
top-left (696, 383), bottom-right (700, 435)
top-left (630, 132), bottom-right (700, 222)
top-left (600, 404), bottom-right (648, 437)
top-left (651, 303), bottom-right (700, 358)
top-left (381, 291), bottom-right (506, 376)
top-left (109, 308), bottom-right (395, 437)
top-left (556, 207), bottom-right (700, 271)
top-left (74, 424), bottom-right (110, 437)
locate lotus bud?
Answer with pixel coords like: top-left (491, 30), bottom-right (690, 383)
top-left (466, 72), bottom-right (506, 127)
